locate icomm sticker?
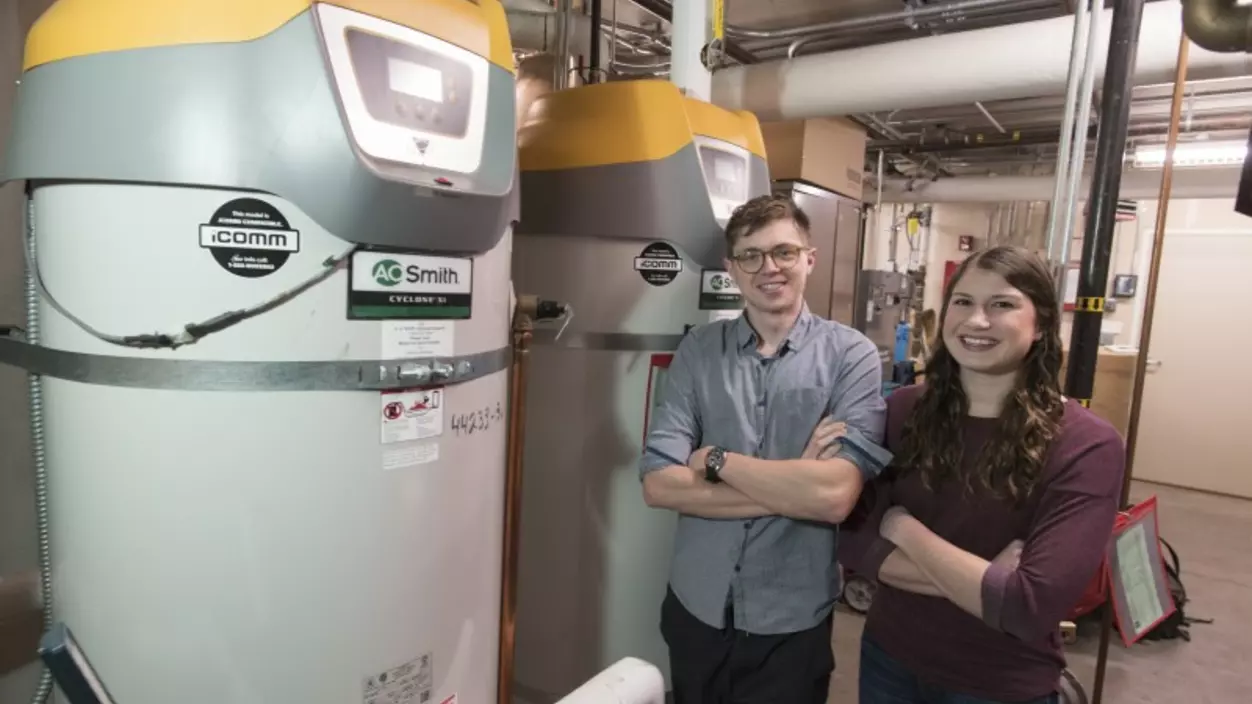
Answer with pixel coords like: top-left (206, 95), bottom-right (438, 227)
top-left (199, 198), bottom-right (300, 278)
top-left (634, 241), bottom-right (683, 286)
top-left (348, 250), bottom-right (473, 320)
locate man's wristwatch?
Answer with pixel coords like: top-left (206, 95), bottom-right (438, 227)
top-left (704, 446), bottom-right (727, 484)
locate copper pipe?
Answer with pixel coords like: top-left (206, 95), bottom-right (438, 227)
top-left (497, 296), bottom-right (537, 704)
top-left (1090, 28), bottom-right (1189, 704)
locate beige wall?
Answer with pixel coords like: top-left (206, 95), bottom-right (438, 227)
top-left (2, 0), bottom-right (53, 698)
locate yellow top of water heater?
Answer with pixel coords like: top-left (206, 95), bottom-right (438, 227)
top-left (23, 0), bottom-right (515, 73)
top-left (518, 80), bottom-right (767, 171)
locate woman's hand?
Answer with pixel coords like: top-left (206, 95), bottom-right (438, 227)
top-left (802, 416), bottom-right (847, 460)
top-left (880, 505), bottom-right (917, 545)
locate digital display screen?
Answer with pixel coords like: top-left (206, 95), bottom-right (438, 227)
top-left (700, 145), bottom-right (748, 202)
top-left (387, 57), bottom-right (444, 103)
top-left (714, 158), bottom-right (741, 184)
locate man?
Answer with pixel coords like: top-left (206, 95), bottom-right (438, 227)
top-left (639, 193), bottom-right (890, 703)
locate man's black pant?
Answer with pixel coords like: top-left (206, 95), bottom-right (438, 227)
top-left (659, 586), bottom-right (834, 704)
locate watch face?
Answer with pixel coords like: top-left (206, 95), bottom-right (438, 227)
top-left (707, 447), bottom-right (726, 472)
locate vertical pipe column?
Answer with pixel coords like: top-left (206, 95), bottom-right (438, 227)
top-left (1057, 0), bottom-right (1104, 276)
top-left (588, 0), bottom-right (603, 82)
top-left (1091, 27), bottom-right (1191, 704)
top-left (1064, 0), bottom-right (1146, 409)
top-left (1044, 0), bottom-right (1091, 261)
top-left (671, 0), bottom-right (713, 99)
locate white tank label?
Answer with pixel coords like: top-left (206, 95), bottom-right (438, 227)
top-left (381, 389), bottom-right (444, 444)
top-left (381, 321), bottom-right (455, 360)
top-left (362, 653), bottom-right (432, 704)
top-left (382, 443), bottom-right (439, 471)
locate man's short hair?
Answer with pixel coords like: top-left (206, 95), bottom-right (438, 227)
top-left (724, 193), bottom-right (811, 254)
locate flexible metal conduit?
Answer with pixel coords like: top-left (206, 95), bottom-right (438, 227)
top-left (25, 194), bottom-right (53, 704)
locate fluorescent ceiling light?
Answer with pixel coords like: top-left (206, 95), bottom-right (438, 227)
top-left (1132, 140), bottom-right (1248, 168)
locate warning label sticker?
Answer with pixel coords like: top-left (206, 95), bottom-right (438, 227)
top-left (634, 242), bottom-right (683, 286)
top-left (199, 198), bottom-right (300, 278)
top-left (362, 654), bottom-right (432, 704)
top-left (381, 389), bottom-right (444, 445)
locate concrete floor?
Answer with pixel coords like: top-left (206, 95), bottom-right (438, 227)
top-left (827, 480), bottom-right (1251, 703)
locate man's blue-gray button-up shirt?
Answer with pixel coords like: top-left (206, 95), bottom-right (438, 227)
top-left (639, 307), bottom-right (890, 635)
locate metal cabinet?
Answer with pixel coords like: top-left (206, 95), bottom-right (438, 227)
top-left (772, 179), bottom-right (865, 326)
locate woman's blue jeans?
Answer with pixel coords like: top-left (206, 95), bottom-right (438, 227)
top-left (859, 636), bottom-right (1060, 704)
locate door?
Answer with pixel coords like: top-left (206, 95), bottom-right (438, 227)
top-left (1133, 199), bottom-right (1252, 498)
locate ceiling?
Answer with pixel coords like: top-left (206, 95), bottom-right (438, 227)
top-left (584, 0), bottom-right (1252, 179)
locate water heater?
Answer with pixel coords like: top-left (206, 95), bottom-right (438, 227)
top-left (0, 1), bottom-right (518, 702)
top-left (510, 80), bottom-right (770, 701)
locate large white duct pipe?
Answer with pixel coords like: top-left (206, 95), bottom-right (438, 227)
top-left (509, 10), bottom-right (613, 69)
top-left (712, 0), bottom-right (1252, 119)
top-left (878, 165), bottom-right (1244, 203)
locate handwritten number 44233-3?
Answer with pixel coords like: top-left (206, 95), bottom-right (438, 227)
top-left (451, 402), bottom-right (504, 436)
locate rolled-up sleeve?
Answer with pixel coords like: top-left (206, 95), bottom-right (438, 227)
top-left (639, 336), bottom-right (702, 478)
top-left (828, 335), bottom-right (888, 481)
top-left (980, 429), bottom-right (1125, 641)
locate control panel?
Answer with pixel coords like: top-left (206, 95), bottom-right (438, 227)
top-left (316, 3), bottom-right (489, 177)
top-left (694, 135), bottom-right (750, 226)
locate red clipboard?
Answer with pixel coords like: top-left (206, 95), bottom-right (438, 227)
top-left (1105, 495), bottom-right (1179, 646)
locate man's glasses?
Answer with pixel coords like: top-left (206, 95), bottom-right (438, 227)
top-left (728, 244), bottom-right (810, 274)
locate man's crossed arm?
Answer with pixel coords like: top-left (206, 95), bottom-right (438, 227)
top-left (640, 335), bottom-right (888, 524)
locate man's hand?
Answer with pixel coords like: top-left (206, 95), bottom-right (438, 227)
top-left (992, 539), bottom-right (1025, 571)
top-left (803, 416), bottom-right (847, 460)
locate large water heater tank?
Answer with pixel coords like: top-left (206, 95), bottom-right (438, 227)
top-left (510, 80), bottom-right (770, 702)
top-left (1, 1), bottom-right (518, 702)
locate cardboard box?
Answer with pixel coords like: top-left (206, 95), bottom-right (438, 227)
top-left (760, 117), bottom-right (868, 200)
top-left (1060, 346), bottom-right (1139, 438)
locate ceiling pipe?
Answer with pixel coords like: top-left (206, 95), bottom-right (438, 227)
top-left (738, 0), bottom-right (1050, 46)
top-left (508, 9), bottom-right (614, 70)
top-left (711, 0), bottom-right (1252, 120)
top-left (626, 0), bottom-right (758, 64)
top-left (1182, 0), bottom-right (1252, 53)
top-left (876, 164), bottom-right (1244, 202)
top-left (867, 115), bottom-right (1252, 152)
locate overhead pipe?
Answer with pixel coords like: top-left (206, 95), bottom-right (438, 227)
top-left (867, 115), bottom-right (1252, 152)
top-left (748, 0), bottom-right (1056, 51)
top-left (710, 1), bottom-right (1252, 120)
top-left (508, 10), bottom-right (614, 75)
top-left (625, 0), bottom-right (758, 64)
top-left (876, 164), bottom-right (1243, 202)
top-left (690, 0), bottom-right (1035, 41)
top-left (1181, 0), bottom-right (1252, 53)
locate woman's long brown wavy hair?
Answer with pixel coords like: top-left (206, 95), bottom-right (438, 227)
top-left (896, 245), bottom-right (1066, 504)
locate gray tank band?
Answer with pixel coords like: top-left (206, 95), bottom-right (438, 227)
top-left (0, 337), bottom-right (510, 392)
top-left (529, 330), bottom-right (685, 352)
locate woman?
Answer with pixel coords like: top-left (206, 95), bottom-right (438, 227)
top-left (817, 245), bottom-right (1126, 703)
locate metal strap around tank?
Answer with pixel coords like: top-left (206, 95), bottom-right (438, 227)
top-left (529, 329), bottom-right (685, 352)
top-left (0, 336), bottom-right (511, 392)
